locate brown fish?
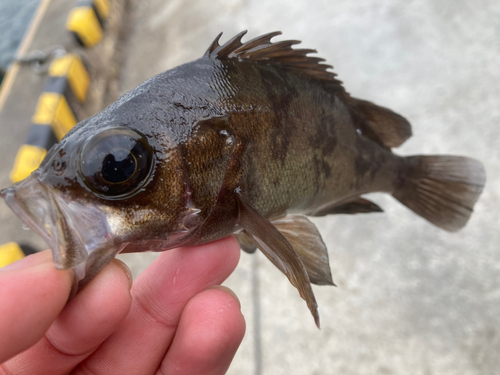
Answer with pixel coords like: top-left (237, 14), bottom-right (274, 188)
top-left (0, 31), bottom-right (486, 327)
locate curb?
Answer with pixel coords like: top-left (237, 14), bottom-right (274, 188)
top-left (10, 54), bottom-right (90, 183)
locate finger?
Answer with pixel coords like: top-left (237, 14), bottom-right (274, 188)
top-left (3, 259), bottom-right (133, 375)
top-left (0, 251), bottom-right (72, 363)
top-left (158, 286), bottom-right (245, 375)
top-left (74, 236), bottom-right (241, 375)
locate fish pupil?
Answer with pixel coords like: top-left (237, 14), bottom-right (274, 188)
top-left (101, 151), bottom-right (136, 183)
top-left (80, 127), bottom-right (153, 198)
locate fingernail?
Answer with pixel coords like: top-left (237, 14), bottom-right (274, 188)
top-left (207, 285), bottom-right (241, 309)
top-left (113, 259), bottom-right (133, 289)
top-left (1, 250), bottom-right (52, 272)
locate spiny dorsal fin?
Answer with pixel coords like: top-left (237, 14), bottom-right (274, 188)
top-left (205, 31), bottom-right (345, 93)
top-left (206, 31), bottom-right (411, 148)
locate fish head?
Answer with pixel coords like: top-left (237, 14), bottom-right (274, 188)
top-left (0, 108), bottom-right (210, 282)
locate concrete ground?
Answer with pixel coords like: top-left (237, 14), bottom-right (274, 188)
top-left (0, 0), bottom-right (126, 250)
top-left (1, 0), bottom-right (499, 374)
top-left (113, 1), bottom-right (500, 374)
top-left (110, 0), bottom-right (500, 375)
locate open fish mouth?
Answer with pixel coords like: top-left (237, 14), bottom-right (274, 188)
top-left (0, 175), bottom-right (118, 280)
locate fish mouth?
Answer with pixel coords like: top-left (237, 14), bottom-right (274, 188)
top-left (0, 175), bottom-right (120, 280)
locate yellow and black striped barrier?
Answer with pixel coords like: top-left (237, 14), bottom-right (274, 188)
top-left (32, 92), bottom-right (77, 142)
top-left (32, 53), bottom-right (89, 140)
top-left (10, 54), bottom-right (89, 183)
top-left (0, 242), bottom-right (25, 268)
top-left (67, 0), bottom-right (110, 48)
top-left (48, 53), bottom-right (90, 104)
top-left (9, 125), bottom-right (56, 183)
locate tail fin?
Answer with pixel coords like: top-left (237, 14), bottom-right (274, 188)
top-left (393, 156), bottom-right (486, 232)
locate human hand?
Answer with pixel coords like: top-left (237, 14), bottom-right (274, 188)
top-left (0, 236), bottom-right (245, 375)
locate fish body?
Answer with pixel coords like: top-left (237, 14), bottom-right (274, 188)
top-left (0, 32), bottom-right (486, 326)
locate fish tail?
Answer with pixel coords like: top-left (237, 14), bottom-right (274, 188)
top-left (393, 155), bottom-right (486, 231)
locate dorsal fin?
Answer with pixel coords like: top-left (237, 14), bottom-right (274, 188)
top-left (205, 31), bottom-right (412, 148)
top-left (205, 31), bottom-right (345, 93)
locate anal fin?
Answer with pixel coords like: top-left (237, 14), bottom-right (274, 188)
top-left (272, 215), bottom-right (334, 286)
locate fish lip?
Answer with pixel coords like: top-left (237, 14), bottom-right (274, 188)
top-left (1, 175), bottom-right (116, 273)
top-left (1, 177), bottom-right (62, 258)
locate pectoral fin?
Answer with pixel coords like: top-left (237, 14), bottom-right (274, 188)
top-left (272, 215), bottom-right (334, 286)
top-left (236, 195), bottom-right (320, 328)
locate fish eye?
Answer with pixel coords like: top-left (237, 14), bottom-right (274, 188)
top-left (79, 127), bottom-right (153, 198)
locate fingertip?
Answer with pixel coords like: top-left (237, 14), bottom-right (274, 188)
top-left (134, 236), bottom-right (242, 320)
top-left (111, 258), bottom-right (133, 290)
top-left (186, 235), bottom-right (241, 275)
top-left (160, 286), bottom-right (246, 375)
top-left (227, 235), bottom-right (242, 266)
top-left (1, 249), bottom-right (52, 271)
top-left (178, 235), bottom-right (241, 267)
top-left (185, 286), bottom-right (246, 364)
top-left (70, 238), bottom-right (243, 375)
top-left (198, 287), bottom-right (246, 341)
top-left (57, 258), bottom-right (133, 330)
top-left (206, 285), bottom-right (241, 309)
top-left (223, 235), bottom-right (242, 261)
top-left (43, 258), bottom-right (133, 356)
top-left (69, 259), bottom-right (133, 312)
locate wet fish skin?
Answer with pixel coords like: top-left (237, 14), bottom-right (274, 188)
top-left (0, 31), bottom-right (486, 327)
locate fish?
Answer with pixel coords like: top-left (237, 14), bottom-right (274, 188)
top-left (0, 31), bottom-right (486, 327)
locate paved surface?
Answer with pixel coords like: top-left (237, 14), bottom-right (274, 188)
top-left (1, 0), bottom-right (499, 374)
top-left (0, 0), bottom-right (40, 71)
top-left (116, 1), bottom-right (500, 374)
top-left (0, 0), bottom-right (77, 252)
top-left (0, 0), bottom-right (125, 250)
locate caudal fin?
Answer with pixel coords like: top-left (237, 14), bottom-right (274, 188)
top-left (393, 155), bottom-right (486, 232)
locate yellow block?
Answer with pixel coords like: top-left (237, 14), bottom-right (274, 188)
top-left (49, 54), bottom-right (90, 102)
top-left (10, 144), bottom-right (47, 183)
top-left (94, 0), bottom-right (110, 20)
top-left (66, 7), bottom-right (103, 47)
top-left (0, 243), bottom-right (25, 268)
top-left (32, 93), bottom-right (77, 140)
top-left (48, 54), bottom-right (73, 77)
top-left (68, 56), bottom-right (90, 102)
